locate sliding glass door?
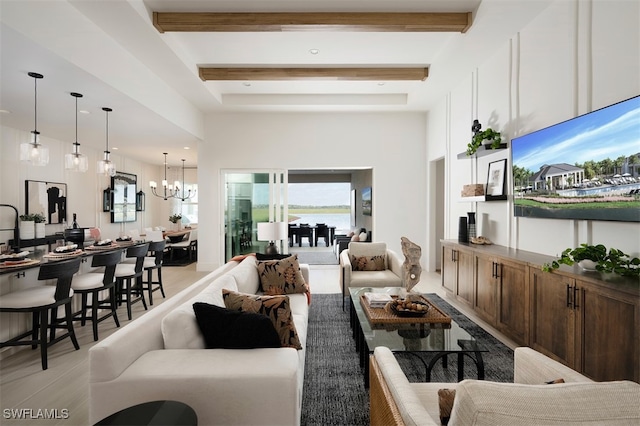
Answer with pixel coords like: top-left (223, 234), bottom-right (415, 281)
top-left (223, 170), bottom-right (287, 262)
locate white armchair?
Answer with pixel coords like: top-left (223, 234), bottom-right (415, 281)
top-left (339, 242), bottom-right (403, 308)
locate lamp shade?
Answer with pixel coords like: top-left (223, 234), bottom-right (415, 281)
top-left (257, 222), bottom-right (287, 241)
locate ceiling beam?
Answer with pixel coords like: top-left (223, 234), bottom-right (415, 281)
top-left (199, 67), bottom-right (429, 81)
top-left (153, 12), bottom-right (472, 33)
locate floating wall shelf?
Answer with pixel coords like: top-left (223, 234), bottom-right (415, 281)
top-left (457, 143), bottom-right (508, 159)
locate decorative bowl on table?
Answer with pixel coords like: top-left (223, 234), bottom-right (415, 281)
top-left (388, 298), bottom-right (430, 317)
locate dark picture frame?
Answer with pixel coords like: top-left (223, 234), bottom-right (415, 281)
top-left (110, 171), bottom-right (137, 223)
top-left (25, 180), bottom-right (67, 224)
top-left (362, 186), bottom-right (372, 216)
top-left (486, 159), bottom-right (508, 200)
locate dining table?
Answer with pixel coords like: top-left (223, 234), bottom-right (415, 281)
top-left (287, 224), bottom-right (336, 247)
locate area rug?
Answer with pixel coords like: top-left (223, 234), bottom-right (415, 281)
top-left (301, 293), bottom-right (514, 426)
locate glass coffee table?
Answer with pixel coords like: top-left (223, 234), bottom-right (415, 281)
top-left (349, 287), bottom-right (487, 386)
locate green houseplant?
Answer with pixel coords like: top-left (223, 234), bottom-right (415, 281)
top-left (467, 128), bottom-right (503, 156)
top-left (542, 243), bottom-right (640, 278)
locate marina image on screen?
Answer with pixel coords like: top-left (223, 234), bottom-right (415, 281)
top-left (511, 95), bottom-right (640, 222)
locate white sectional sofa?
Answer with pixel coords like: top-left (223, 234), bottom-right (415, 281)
top-left (370, 346), bottom-right (640, 426)
top-left (88, 255), bottom-right (310, 426)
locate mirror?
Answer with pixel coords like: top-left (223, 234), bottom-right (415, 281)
top-left (25, 180), bottom-right (67, 224)
top-left (110, 172), bottom-right (137, 223)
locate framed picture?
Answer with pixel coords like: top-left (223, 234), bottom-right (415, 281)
top-left (25, 180), bottom-right (67, 224)
top-left (486, 159), bottom-right (507, 200)
top-left (362, 187), bottom-right (372, 216)
top-left (110, 171), bottom-right (137, 223)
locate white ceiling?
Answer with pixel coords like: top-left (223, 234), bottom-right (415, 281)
top-left (0, 0), bottom-right (551, 166)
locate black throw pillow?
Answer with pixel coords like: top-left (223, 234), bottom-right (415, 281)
top-left (255, 253), bottom-right (291, 261)
top-left (192, 302), bottom-right (281, 349)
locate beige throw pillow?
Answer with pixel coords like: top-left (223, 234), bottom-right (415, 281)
top-left (257, 254), bottom-right (307, 295)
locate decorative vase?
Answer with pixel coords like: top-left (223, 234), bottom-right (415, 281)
top-left (578, 260), bottom-right (598, 271)
top-left (35, 222), bottom-right (45, 238)
top-left (467, 212), bottom-right (476, 240)
top-left (20, 220), bottom-right (35, 240)
top-left (458, 217), bottom-right (468, 243)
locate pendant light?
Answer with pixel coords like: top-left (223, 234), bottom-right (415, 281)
top-left (150, 153), bottom-right (177, 200)
top-left (97, 107), bottom-right (116, 177)
top-left (20, 72), bottom-right (49, 166)
top-left (64, 92), bottom-right (88, 172)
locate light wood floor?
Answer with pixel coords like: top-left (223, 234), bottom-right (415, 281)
top-left (0, 256), bottom-right (516, 425)
top-left (0, 263), bottom-right (209, 426)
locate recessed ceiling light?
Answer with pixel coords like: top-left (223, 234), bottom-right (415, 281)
top-left (243, 82), bottom-right (251, 87)
top-left (112, 147), bottom-right (118, 150)
top-left (0, 109), bottom-right (11, 114)
top-left (378, 82), bottom-right (386, 86)
top-left (309, 48), bottom-right (320, 55)
top-left (79, 110), bottom-right (90, 114)
top-left (183, 146), bottom-right (190, 150)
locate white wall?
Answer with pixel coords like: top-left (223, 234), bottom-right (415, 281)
top-left (198, 112), bottom-right (427, 271)
top-left (426, 0), bottom-right (640, 258)
top-left (0, 125), bottom-right (170, 241)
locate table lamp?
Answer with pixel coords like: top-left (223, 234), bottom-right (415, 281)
top-left (257, 222), bottom-right (287, 255)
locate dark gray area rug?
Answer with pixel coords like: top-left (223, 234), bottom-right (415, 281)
top-left (301, 293), bottom-right (514, 426)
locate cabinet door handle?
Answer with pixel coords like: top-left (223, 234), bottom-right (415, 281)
top-left (566, 284), bottom-right (572, 308)
top-left (573, 286), bottom-right (580, 309)
top-left (494, 262), bottom-right (500, 278)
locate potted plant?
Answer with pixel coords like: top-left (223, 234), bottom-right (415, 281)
top-left (33, 212), bottom-right (46, 238)
top-left (542, 243), bottom-right (640, 278)
top-left (467, 128), bottom-right (503, 156)
top-left (19, 214), bottom-right (35, 240)
top-left (169, 213), bottom-right (182, 230)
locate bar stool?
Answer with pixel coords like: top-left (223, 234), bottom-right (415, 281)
top-left (0, 257), bottom-right (81, 370)
top-left (69, 249), bottom-right (122, 341)
top-left (142, 240), bottom-right (166, 305)
top-left (115, 243), bottom-right (149, 320)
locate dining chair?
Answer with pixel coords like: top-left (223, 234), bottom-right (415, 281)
top-left (298, 224), bottom-right (313, 247)
top-left (69, 249), bottom-right (122, 341)
top-left (169, 229), bottom-right (198, 262)
top-left (141, 240), bottom-right (166, 305)
top-left (0, 257), bottom-right (81, 370)
top-left (314, 223), bottom-right (330, 247)
top-left (115, 242), bottom-right (150, 320)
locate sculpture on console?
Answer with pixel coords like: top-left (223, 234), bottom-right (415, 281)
top-left (401, 237), bottom-right (422, 292)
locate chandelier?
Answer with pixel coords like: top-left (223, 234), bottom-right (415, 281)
top-left (150, 154), bottom-right (196, 201)
top-left (175, 159), bottom-right (196, 201)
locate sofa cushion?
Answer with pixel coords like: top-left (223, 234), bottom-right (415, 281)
top-left (350, 254), bottom-right (386, 271)
top-left (161, 274), bottom-right (238, 349)
top-left (192, 302), bottom-right (281, 349)
top-left (450, 379), bottom-right (640, 425)
top-left (223, 289), bottom-right (302, 350)
top-left (257, 254), bottom-right (308, 295)
top-left (349, 270), bottom-right (403, 288)
top-left (228, 255), bottom-right (260, 294)
top-left (349, 241), bottom-right (386, 257)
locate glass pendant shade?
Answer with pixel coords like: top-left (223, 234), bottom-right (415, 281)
top-left (65, 92), bottom-right (88, 172)
top-left (65, 143), bottom-right (89, 172)
top-left (21, 72), bottom-right (48, 166)
top-left (98, 107), bottom-right (116, 176)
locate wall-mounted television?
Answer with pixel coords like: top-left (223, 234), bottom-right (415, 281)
top-left (512, 95), bottom-right (640, 222)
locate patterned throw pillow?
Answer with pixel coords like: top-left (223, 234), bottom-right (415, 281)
top-left (438, 389), bottom-right (456, 425)
top-left (350, 254), bottom-right (387, 271)
top-left (222, 289), bottom-right (302, 350)
top-left (257, 254), bottom-right (308, 295)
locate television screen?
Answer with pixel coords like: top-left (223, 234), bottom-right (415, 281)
top-left (512, 95), bottom-right (640, 222)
